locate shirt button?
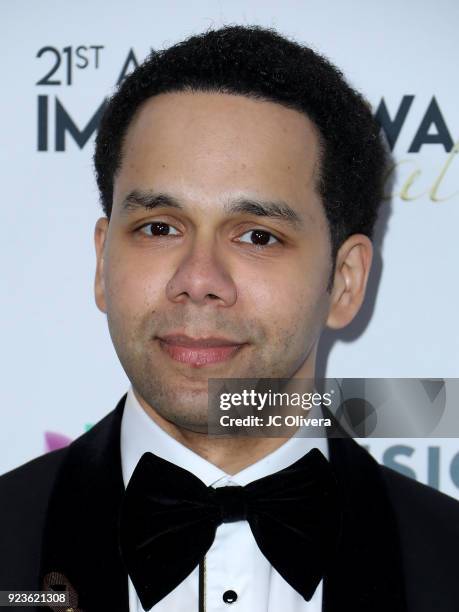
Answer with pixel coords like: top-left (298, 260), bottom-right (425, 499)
top-left (223, 590), bottom-right (238, 604)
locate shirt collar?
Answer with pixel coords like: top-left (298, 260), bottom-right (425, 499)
top-left (121, 386), bottom-right (329, 489)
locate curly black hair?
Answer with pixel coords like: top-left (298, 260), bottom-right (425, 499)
top-left (94, 25), bottom-right (387, 260)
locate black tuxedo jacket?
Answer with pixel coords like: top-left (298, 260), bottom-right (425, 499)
top-left (1, 395), bottom-right (459, 612)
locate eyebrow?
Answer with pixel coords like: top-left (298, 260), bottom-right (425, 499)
top-left (120, 189), bottom-right (304, 230)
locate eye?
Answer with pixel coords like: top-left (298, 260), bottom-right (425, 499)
top-left (138, 221), bottom-right (180, 237)
top-left (238, 229), bottom-right (280, 247)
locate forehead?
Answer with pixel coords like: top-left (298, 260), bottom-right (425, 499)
top-left (114, 91), bottom-right (322, 214)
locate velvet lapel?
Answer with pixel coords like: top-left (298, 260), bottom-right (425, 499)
top-left (39, 395), bottom-right (129, 612)
top-left (323, 437), bottom-right (407, 612)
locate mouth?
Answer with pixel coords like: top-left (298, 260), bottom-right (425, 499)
top-left (156, 333), bottom-right (247, 368)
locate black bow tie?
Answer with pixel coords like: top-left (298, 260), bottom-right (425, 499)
top-left (119, 448), bottom-right (342, 610)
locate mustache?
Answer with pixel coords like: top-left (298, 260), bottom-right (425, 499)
top-left (147, 312), bottom-right (263, 342)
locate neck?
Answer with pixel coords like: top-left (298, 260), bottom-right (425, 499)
top-left (134, 359), bottom-right (317, 474)
top-left (134, 392), bottom-right (291, 473)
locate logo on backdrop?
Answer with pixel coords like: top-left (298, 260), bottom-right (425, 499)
top-left (34, 45), bottom-right (458, 203)
top-left (35, 46), bottom-right (139, 152)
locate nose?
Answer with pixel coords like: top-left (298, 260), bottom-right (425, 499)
top-left (165, 239), bottom-right (238, 307)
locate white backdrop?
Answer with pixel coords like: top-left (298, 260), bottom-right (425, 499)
top-left (1, 0), bottom-right (458, 496)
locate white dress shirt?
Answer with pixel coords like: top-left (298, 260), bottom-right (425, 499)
top-left (120, 386), bottom-right (329, 612)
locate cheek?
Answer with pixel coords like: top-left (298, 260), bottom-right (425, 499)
top-left (241, 256), bottom-right (330, 359)
top-left (103, 250), bottom-right (166, 318)
top-left (244, 258), bottom-right (328, 320)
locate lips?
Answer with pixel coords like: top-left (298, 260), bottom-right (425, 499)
top-left (157, 334), bottom-right (246, 367)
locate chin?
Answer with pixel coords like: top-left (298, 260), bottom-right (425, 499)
top-left (162, 409), bottom-right (210, 434)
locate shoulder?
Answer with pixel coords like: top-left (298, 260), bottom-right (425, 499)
top-left (379, 463), bottom-right (459, 609)
top-left (380, 463), bottom-right (459, 533)
top-left (0, 449), bottom-right (68, 588)
top-left (0, 399), bottom-right (125, 589)
top-left (0, 448), bottom-right (67, 504)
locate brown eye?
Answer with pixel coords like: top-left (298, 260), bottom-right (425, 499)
top-left (139, 222), bottom-right (179, 236)
top-left (239, 229), bottom-right (279, 246)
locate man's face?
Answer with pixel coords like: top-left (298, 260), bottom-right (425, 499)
top-left (95, 92), bottom-right (334, 432)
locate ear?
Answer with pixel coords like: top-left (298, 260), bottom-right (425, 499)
top-left (94, 217), bottom-right (109, 313)
top-left (326, 234), bottom-right (373, 329)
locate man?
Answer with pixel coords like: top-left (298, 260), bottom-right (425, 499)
top-left (1, 25), bottom-right (458, 612)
